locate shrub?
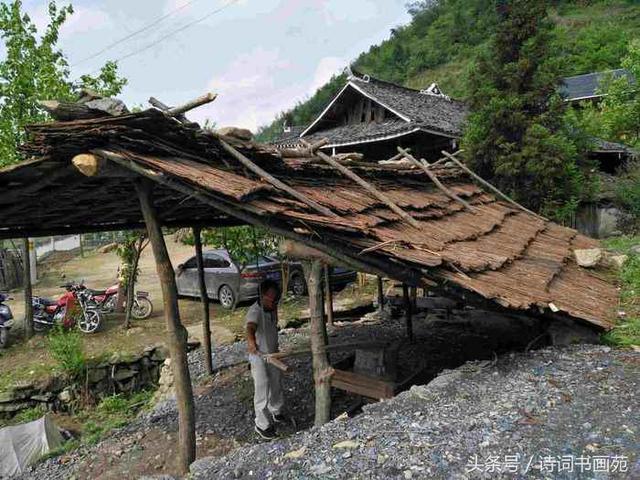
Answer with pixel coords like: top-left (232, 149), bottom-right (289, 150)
top-left (47, 326), bottom-right (86, 379)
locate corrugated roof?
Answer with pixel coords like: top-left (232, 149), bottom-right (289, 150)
top-left (0, 108), bottom-right (618, 329)
top-left (559, 69), bottom-right (634, 101)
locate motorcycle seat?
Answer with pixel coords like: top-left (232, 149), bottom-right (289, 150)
top-left (86, 289), bottom-right (106, 296)
top-left (35, 297), bottom-right (57, 306)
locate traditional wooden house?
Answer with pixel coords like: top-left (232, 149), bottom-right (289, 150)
top-left (559, 68), bottom-right (633, 104)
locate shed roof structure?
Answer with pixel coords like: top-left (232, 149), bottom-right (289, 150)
top-left (0, 107), bottom-right (617, 330)
top-left (559, 69), bottom-right (634, 102)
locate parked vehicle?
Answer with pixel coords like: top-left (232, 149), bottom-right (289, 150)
top-left (0, 293), bottom-right (14, 348)
top-left (32, 283), bottom-right (103, 334)
top-left (81, 283), bottom-right (153, 320)
top-left (175, 249), bottom-right (357, 309)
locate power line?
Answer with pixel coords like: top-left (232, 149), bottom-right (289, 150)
top-left (74, 0), bottom-right (241, 79)
top-left (71, 0), bottom-right (204, 67)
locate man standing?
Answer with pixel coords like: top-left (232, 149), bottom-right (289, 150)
top-left (246, 279), bottom-right (285, 440)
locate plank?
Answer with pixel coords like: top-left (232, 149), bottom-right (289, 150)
top-left (331, 368), bottom-right (395, 400)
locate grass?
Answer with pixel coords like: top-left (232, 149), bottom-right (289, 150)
top-left (602, 236), bottom-right (640, 347)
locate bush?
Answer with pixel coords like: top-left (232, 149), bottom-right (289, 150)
top-left (614, 161), bottom-right (640, 232)
top-left (47, 327), bottom-right (86, 379)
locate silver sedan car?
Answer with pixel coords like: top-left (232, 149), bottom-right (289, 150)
top-left (175, 249), bottom-right (280, 309)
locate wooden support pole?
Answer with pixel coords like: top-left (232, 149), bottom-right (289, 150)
top-left (308, 143), bottom-right (421, 229)
top-left (136, 179), bottom-right (195, 474)
top-left (302, 260), bottom-right (332, 426)
top-left (399, 147), bottom-right (476, 212)
top-left (193, 226), bottom-right (213, 376)
top-left (324, 264), bottom-right (334, 327)
top-left (439, 150), bottom-right (547, 221)
top-left (22, 239), bottom-right (33, 340)
top-left (410, 286), bottom-right (417, 311)
top-left (219, 140), bottom-right (337, 218)
top-left (377, 276), bottom-right (384, 313)
top-left (402, 283), bottom-right (414, 342)
top-left (168, 92), bottom-right (217, 117)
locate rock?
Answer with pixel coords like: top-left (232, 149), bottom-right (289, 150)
top-left (87, 367), bottom-right (108, 383)
top-left (216, 126), bottom-right (253, 141)
top-left (573, 248), bottom-right (602, 268)
top-left (126, 326), bottom-right (144, 336)
top-left (284, 446), bottom-right (306, 459)
top-left (332, 440), bottom-right (359, 449)
top-left (630, 245), bottom-right (640, 255)
top-left (58, 388), bottom-right (74, 403)
top-left (83, 98), bottom-right (129, 116)
top-left (547, 318), bottom-right (599, 346)
top-left (607, 254), bottom-right (628, 269)
top-left (151, 346), bottom-right (169, 362)
top-left (113, 368), bottom-right (139, 381)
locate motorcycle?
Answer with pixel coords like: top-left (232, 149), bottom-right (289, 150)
top-left (83, 284), bottom-right (153, 320)
top-left (0, 293), bottom-right (14, 348)
top-left (32, 283), bottom-right (102, 334)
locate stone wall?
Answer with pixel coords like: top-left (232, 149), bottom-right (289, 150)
top-left (0, 345), bottom-right (168, 418)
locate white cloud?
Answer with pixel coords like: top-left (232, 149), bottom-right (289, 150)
top-left (27, 3), bottom-right (111, 38)
top-left (308, 56), bottom-right (345, 94)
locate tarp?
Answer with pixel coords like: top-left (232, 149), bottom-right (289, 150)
top-left (0, 414), bottom-right (64, 477)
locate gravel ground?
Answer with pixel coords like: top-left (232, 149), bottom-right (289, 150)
top-left (191, 345), bottom-right (639, 480)
top-left (17, 310), bottom-right (638, 479)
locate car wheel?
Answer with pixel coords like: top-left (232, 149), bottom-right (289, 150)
top-left (218, 285), bottom-right (235, 309)
top-left (0, 328), bottom-right (8, 348)
top-left (290, 274), bottom-right (307, 296)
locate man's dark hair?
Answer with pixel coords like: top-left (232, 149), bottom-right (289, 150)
top-left (259, 278), bottom-right (281, 299)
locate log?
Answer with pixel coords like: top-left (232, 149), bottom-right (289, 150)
top-left (439, 150), bottom-right (547, 220)
top-left (303, 259), bottom-right (332, 426)
top-left (72, 153), bottom-right (136, 178)
top-left (168, 92), bottom-right (217, 117)
top-left (219, 140), bottom-right (337, 218)
top-left (148, 97), bottom-right (188, 123)
top-left (399, 147), bottom-right (476, 212)
top-left (136, 179), bottom-right (195, 473)
top-left (193, 226), bottom-right (213, 376)
top-left (324, 264), bottom-right (334, 326)
top-left (331, 369), bottom-right (394, 400)
top-left (308, 144), bottom-right (421, 229)
top-left (38, 100), bottom-right (112, 121)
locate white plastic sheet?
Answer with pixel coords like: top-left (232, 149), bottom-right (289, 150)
top-left (0, 414), bottom-right (64, 477)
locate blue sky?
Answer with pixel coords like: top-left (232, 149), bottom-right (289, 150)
top-left (16, 0), bottom-right (411, 131)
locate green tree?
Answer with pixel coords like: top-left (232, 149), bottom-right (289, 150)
top-left (0, 0), bottom-right (127, 168)
top-left (600, 39), bottom-right (640, 148)
top-left (462, 0), bottom-right (585, 220)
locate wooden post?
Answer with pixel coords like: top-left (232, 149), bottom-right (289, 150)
top-left (410, 286), bottom-right (417, 311)
top-left (402, 284), bottom-right (414, 342)
top-left (377, 276), bottom-right (384, 314)
top-left (193, 226), bottom-right (213, 376)
top-left (302, 260), bottom-right (332, 426)
top-left (323, 264), bottom-right (334, 327)
top-left (22, 239), bottom-right (33, 339)
top-left (136, 179), bottom-right (195, 473)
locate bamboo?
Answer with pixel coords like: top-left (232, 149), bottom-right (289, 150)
top-left (193, 226), bottom-right (213, 376)
top-left (219, 139), bottom-right (337, 218)
top-left (307, 143), bottom-right (421, 229)
top-left (439, 150), bottom-right (548, 221)
top-left (136, 179), bottom-right (195, 473)
top-left (398, 147), bottom-right (476, 212)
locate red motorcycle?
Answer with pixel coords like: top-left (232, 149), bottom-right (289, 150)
top-left (32, 283), bottom-right (102, 333)
top-left (84, 284), bottom-right (153, 320)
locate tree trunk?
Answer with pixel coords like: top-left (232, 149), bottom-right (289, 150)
top-left (323, 265), bottom-right (334, 327)
top-left (403, 284), bottom-right (414, 342)
top-left (22, 239), bottom-right (33, 340)
top-left (136, 179), bottom-right (195, 473)
top-left (302, 260), bottom-right (332, 426)
top-left (193, 226), bottom-right (213, 376)
top-left (377, 276), bottom-right (384, 314)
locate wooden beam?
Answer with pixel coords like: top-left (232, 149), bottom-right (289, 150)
top-left (324, 264), bottom-right (334, 327)
top-left (219, 139), bottom-right (338, 218)
top-left (399, 147), bottom-right (476, 212)
top-left (136, 179), bottom-right (195, 474)
top-left (168, 92), bottom-right (217, 117)
top-left (440, 150), bottom-right (547, 221)
top-left (307, 143), bottom-right (421, 229)
top-left (193, 226), bottom-right (213, 376)
top-left (72, 153), bottom-right (136, 178)
top-left (403, 283), bottom-right (414, 342)
top-left (302, 259), bottom-right (332, 426)
top-left (331, 369), bottom-right (394, 400)
top-left (148, 97), bottom-right (188, 123)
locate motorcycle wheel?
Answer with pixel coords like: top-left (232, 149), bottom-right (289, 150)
top-left (131, 297), bottom-right (153, 320)
top-left (78, 309), bottom-right (102, 334)
top-left (0, 328), bottom-right (8, 348)
top-left (33, 320), bottom-right (49, 332)
top-left (103, 296), bottom-right (117, 313)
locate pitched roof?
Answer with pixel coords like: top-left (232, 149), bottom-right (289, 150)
top-left (559, 69), bottom-right (634, 101)
top-left (0, 108), bottom-right (618, 329)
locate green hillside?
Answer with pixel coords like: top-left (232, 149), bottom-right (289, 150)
top-left (257, 0), bottom-right (640, 141)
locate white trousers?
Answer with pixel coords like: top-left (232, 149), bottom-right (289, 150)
top-left (249, 354), bottom-right (284, 430)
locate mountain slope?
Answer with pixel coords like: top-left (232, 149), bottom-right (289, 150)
top-left (256, 0), bottom-right (640, 142)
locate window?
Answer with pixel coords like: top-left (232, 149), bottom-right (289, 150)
top-left (204, 254), bottom-right (230, 269)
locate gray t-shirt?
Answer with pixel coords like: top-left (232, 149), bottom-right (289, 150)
top-left (245, 302), bottom-right (279, 354)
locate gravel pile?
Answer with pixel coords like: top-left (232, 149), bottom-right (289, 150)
top-left (191, 345), bottom-right (639, 479)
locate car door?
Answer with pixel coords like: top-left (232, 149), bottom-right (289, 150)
top-left (175, 256), bottom-right (198, 296)
top-left (203, 252), bottom-right (238, 299)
